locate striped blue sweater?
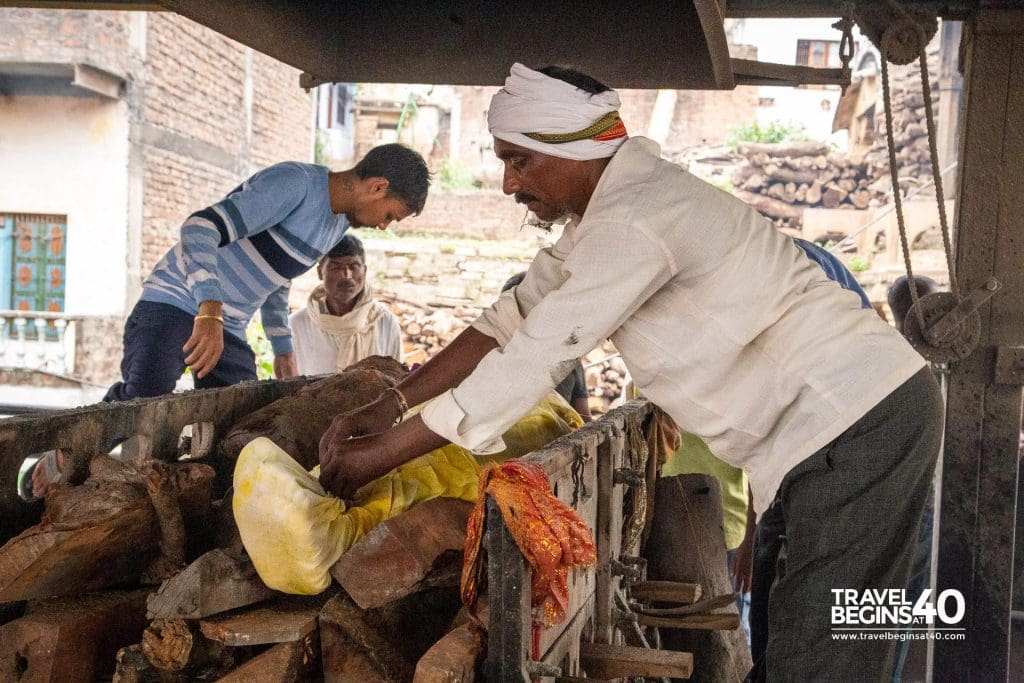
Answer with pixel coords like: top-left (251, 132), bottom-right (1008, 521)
top-left (141, 162), bottom-right (348, 355)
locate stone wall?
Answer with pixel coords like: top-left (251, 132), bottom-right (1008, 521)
top-left (398, 190), bottom-right (528, 240)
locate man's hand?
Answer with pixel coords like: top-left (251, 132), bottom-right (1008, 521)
top-left (274, 352), bottom-right (299, 379)
top-left (732, 529), bottom-right (754, 595)
top-left (183, 301), bottom-right (224, 379)
top-left (319, 413), bottom-right (449, 500)
top-left (321, 393), bottom-right (402, 444)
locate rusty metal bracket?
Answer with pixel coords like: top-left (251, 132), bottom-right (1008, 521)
top-left (994, 346), bottom-right (1024, 385)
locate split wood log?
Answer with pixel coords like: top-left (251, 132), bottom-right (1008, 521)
top-left (736, 141), bottom-right (829, 158)
top-left (580, 642), bottom-right (694, 680)
top-left (850, 189), bottom-right (872, 209)
top-left (0, 589), bottom-right (149, 683)
top-left (0, 461), bottom-right (214, 602)
top-left (321, 588), bottom-right (463, 683)
top-left (645, 474), bottom-right (752, 683)
top-left (200, 597), bottom-right (323, 646)
top-left (332, 498), bottom-right (473, 609)
top-left (635, 612), bottom-right (742, 630)
top-left (147, 549), bottom-right (275, 620)
top-left (215, 634), bottom-right (319, 683)
top-left (413, 621), bottom-right (484, 683)
top-left (141, 618), bottom-right (236, 677)
top-left (320, 593), bottom-right (415, 683)
top-left (736, 191), bottom-right (803, 221)
top-left (219, 356), bottom-right (408, 470)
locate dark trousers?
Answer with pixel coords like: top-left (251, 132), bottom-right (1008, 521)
top-left (746, 367), bottom-right (943, 682)
top-left (104, 300), bottom-right (256, 402)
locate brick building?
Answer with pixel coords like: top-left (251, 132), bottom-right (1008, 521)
top-left (0, 8), bottom-right (313, 409)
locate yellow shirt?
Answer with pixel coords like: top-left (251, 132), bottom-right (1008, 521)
top-left (663, 431), bottom-right (749, 551)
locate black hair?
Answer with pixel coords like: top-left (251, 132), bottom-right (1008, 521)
top-left (887, 275), bottom-right (940, 330)
top-left (324, 233), bottom-right (365, 260)
top-left (353, 143), bottom-right (431, 215)
top-left (502, 271), bottom-right (527, 293)
top-left (536, 65), bottom-right (612, 95)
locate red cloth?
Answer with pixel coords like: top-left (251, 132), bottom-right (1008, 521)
top-left (461, 460), bottom-right (597, 628)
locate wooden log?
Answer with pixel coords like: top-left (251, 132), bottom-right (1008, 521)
top-left (320, 593), bottom-right (415, 683)
top-left (413, 621), bottom-right (484, 683)
top-left (113, 643), bottom-right (163, 683)
top-left (147, 549), bottom-right (275, 620)
top-left (332, 498), bottom-right (473, 610)
top-left (837, 178), bottom-right (858, 192)
top-left (215, 634), bottom-right (319, 683)
top-left (200, 597), bottom-right (321, 646)
top-left (0, 589), bottom-right (149, 683)
top-left (141, 618), bottom-right (236, 677)
top-left (736, 141), bottom-right (829, 158)
top-left (645, 475), bottom-right (752, 683)
top-left (736, 191), bottom-right (803, 221)
top-left (580, 642), bottom-right (694, 679)
top-left (630, 580), bottom-right (702, 605)
top-left (763, 163), bottom-right (818, 185)
top-left (0, 462), bottom-right (214, 602)
top-left (821, 184), bottom-right (849, 209)
top-left (806, 179), bottom-right (823, 205)
top-left (219, 356), bottom-right (408, 470)
top-left (850, 189), bottom-right (872, 209)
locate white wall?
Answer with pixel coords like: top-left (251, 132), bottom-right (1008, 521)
top-left (0, 95), bottom-right (130, 317)
top-left (730, 18), bottom-right (867, 145)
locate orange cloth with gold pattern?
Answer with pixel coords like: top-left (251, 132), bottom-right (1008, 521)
top-left (461, 460), bottom-right (596, 628)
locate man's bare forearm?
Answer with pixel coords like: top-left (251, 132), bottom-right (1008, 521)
top-left (397, 326), bottom-right (499, 407)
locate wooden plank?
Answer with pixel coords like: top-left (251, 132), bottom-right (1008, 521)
top-left (147, 549), bottom-right (275, 620)
top-left (215, 635), bottom-right (319, 683)
top-left (731, 58), bottom-right (848, 87)
top-left (0, 589), bottom-right (148, 682)
top-left (483, 496), bottom-right (532, 683)
top-left (630, 581), bottom-right (703, 605)
top-left (199, 599), bottom-right (320, 646)
top-left (936, 12), bottom-right (1024, 680)
top-left (635, 612), bottom-right (741, 631)
top-left (580, 642), bottom-right (693, 679)
top-left (0, 375), bottom-right (315, 544)
top-left (594, 425), bottom-right (625, 644)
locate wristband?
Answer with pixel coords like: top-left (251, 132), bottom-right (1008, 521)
top-left (195, 314), bottom-right (224, 323)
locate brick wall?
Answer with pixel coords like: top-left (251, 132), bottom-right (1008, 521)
top-left (398, 190), bottom-right (528, 240)
top-left (137, 13), bottom-right (314, 281)
top-left (0, 8), bottom-right (133, 76)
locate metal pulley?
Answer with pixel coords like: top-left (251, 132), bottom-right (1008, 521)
top-left (903, 278), bottom-right (1001, 363)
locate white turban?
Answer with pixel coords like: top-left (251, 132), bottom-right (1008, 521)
top-left (487, 63), bottom-right (627, 161)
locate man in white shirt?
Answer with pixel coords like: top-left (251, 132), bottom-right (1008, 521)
top-left (289, 234), bottom-right (403, 375)
top-left (318, 64), bottom-right (942, 680)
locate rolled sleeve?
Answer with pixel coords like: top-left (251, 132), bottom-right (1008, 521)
top-left (422, 221), bottom-right (672, 453)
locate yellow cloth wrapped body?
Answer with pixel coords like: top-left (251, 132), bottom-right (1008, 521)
top-left (233, 393), bottom-right (582, 594)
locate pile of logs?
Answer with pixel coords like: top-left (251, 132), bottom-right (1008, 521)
top-left (0, 358), bottom-right (484, 682)
top-left (381, 292), bottom-right (628, 413)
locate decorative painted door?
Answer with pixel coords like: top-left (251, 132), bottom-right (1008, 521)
top-left (3, 214), bottom-right (67, 340)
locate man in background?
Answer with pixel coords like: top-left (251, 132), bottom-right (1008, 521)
top-left (290, 234), bottom-right (403, 374)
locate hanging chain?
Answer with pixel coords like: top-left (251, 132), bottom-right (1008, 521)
top-left (834, 2), bottom-right (857, 72)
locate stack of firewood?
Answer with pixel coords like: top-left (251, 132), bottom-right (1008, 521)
top-left (380, 293), bottom-right (479, 366)
top-left (0, 359), bottom-right (483, 682)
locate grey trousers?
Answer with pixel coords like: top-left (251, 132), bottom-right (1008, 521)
top-left (764, 367), bottom-right (943, 682)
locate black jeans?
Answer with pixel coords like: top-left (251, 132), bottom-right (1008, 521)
top-left (746, 367), bottom-right (943, 682)
top-left (104, 300), bottom-right (256, 401)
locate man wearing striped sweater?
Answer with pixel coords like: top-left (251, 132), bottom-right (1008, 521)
top-left (104, 144), bottom-right (429, 401)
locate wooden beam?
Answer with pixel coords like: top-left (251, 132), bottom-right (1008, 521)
top-left (580, 642), bottom-right (694, 679)
top-left (731, 58), bottom-right (848, 88)
top-left (723, 0), bottom-right (977, 19)
top-left (935, 9), bottom-right (1024, 680)
top-left (630, 580), bottom-right (703, 605)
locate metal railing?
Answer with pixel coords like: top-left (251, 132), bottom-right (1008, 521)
top-left (0, 310), bottom-right (81, 375)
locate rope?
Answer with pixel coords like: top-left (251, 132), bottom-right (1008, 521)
top-left (917, 43), bottom-right (959, 295)
top-left (879, 33), bottom-right (928, 331)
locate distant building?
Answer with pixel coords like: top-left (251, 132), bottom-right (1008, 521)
top-left (0, 7), bottom-right (313, 410)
